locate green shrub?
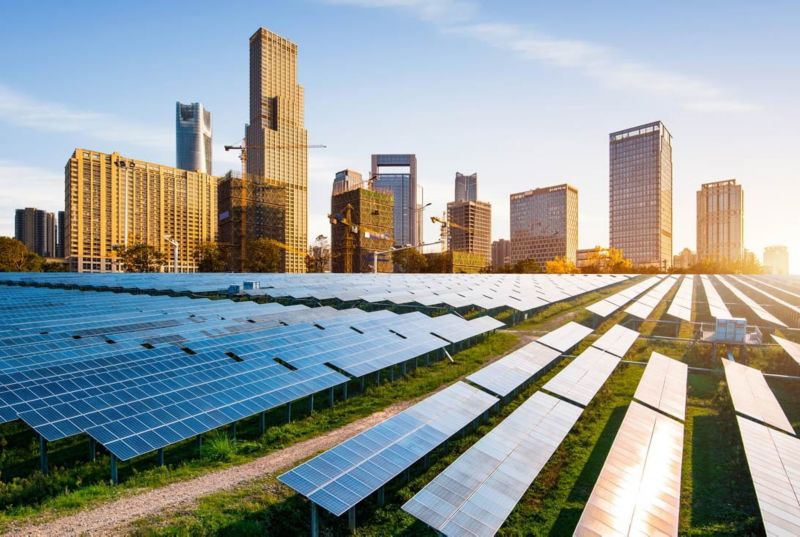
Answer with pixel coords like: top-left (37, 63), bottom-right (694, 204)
top-left (200, 433), bottom-right (235, 462)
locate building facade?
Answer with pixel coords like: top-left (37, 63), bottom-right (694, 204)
top-left (609, 121), bottom-right (673, 268)
top-left (510, 184), bottom-right (578, 266)
top-left (176, 102), bottom-right (212, 174)
top-left (245, 28), bottom-right (308, 272)
top-left (15, 207), bottom-right (56, 257)
top-left (696, 179), bottom-right (743, 263)
top-left (56, 210), bottom-right (65, 258)
top-left (491, 239), bottom-right (511, 269)
top-left (332, 169), bottom-right (363, 196)
top-left (764, 245), bottom-right (789, 275)
top-left (218, 171), bottom-right (286, 272)
top-left (455, 172), bottom-right (477, 202)
top-left (372, 154), bottom-right (422, 247)
top-left (330, 187), bottom-right (394, 273)
top-left (65, 149), bottom-right (217, 272)
top-left (446, 200), bottom-right (491, 266)
top-left (576, 247), bottom-right (608, 271)
top-left (673, 248), bottom-right (697, 270)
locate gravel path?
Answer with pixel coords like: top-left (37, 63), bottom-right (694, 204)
top-left (6, 401), bottom-right (413, 537)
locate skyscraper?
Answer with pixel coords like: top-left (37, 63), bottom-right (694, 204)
top-left (609, 121), bottom-right (673, 268)
top-left (372, 154), bottom-right (422, 247)
top-left (697, 179), bottom-right (744, 263)
top-left (245, 27), bottom-right (308, 273)
top-left (330, 186), bottom-right (394, 273)
top-left (332, 169), bottom-right (363, 196)
top-left (491, 239), bottom-right (511, 269)
top-left (764, 245), bottom-right (789, 275)
top-left (176, 102), bottom-right (212, 174)
top-left (447, 200), bottom-right (492, 266)
top-left (15, 207), bottom-right (56, 257)
top-left (510, 184), bottom-right (578, 266)
top-left (455, 172), bottom-right (477, 202)
top-left (56, 210), bottom-right (65, 258)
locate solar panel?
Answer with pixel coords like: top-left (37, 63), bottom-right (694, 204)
top-left (624, 275), bottom-right (679, 320)
top-left (732, 276), bottom-right (800, 316)
top-left (574, 402), bottom-right (684, 537)
top-left (542, 347), bottom-right (620, 407)
top-left (402, 391), bottom-right (582, 537)
top-left (535, 321), bottom-right (593, 353)
top-left (716, 276), bottom-right (786, 327)
top-left (701, 275), bottom-right (731, 319)
top-left (772, 335), bottom-right (800, 367)
top-left (590, 325), bottom-right (639, 358)
top-left (586, 276), bottom-right (663, 318)
top-left (666, 275), bottom-right (694, 322)
top-left (466, 341), bottom-right (562, 398)
top-left (633, 352), bottom-right (688, 421)
top-left (278, 382), bottom-right (498, 516)
top-left (736, 416), bottom-right (800, 537)
top-left (721, 359), bottom-right (795, 434)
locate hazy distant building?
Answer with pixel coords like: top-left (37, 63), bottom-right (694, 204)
top-left (455, 172), bottom-right (477, 202)
top-left (56, 210), bottom-right (65, 258)
top-left (673, 248), bottom-right (697, 270)
top-left (372, 154), bottom-right (422, 247)
top-left (697, 179), bottom-right (743, 263)
top-left (332, 169), bottom-right (363, 196)
top-left (447, 200), bottom-right (491, 266)
top-left (610, 121), bottom-right (673, 268)
top-left (577, 247), bottom-right (608, 271)
top-left (15, 207), bottom-right (56, 257)
top-left (330, 186), bottom-right (394, 273)
top-left (245, 28), bottom-right (308, 272)
top-left (491, 239), bottom-right (511, 269)
top-left (764, 245), bottom-right (789, 275)
top-left (176, 102), bottom-right (212, 174)
top-left (510, 184), bottom-right (578, 266)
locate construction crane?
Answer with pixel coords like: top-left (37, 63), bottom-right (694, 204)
top-left (262, 238), bottom-right (309, 260)
top-left (431, 214), bottom-right (467, 253)
top-left (224, 141), bottom-right (326, 175)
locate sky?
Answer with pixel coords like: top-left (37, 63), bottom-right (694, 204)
top-left (0, 0), bottom-right (798, 272)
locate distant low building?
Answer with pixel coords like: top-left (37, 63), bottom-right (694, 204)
top-left (673, 248), bottom-right (696, 270)
top-left (491, 239), bottom-right (511, 269)
top-left (763, 245), bottom-right (789, 275)
top-left (15, 207), bottom-right (56, 257)
top-left (577, 247), bottom-right (608, 271)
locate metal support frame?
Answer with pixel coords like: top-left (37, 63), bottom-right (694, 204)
top-left (260, 411), bottom-right (267, 434)
top-left (110, 454), bottom-right (118, 484)
top-left (329, 387), bottom-right (335, 407)
top-left (39, 435), bottom-right (48, 475)
top-left (89, 437), bottom-right (96, 462)
top-left (309, 394), bottom-right (315, 413)
top-left (286, 403), bottom-right (292, 423)
top-left (196, 435), bottom-right (203, 451)
top-left (342, 382), bottom-right (348, 400)
top-left (311, 503), bottom-right (319, 537)
top-left (230, 422), bottom-right (237, 441)
top-left (348, 507), bottom-right (356, 531)
top-left (157, 448), bottom-right (165, 467)
top-left (377, 486), bottom-right (385, 506)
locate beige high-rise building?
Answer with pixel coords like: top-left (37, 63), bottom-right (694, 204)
top-left (65, 149), bottom-right (217, 273)
top-left (764, 245), bottom-right (789, 275)
top-left (447, 200), bottom-right (491, 265)
top-left (245, 27), bottom-right (308, 273)
top-left (491, 239), bottom-right (511, 269)
top-left (510, 184), bottom-right (578, 266)
top-left (697, 179), bottom-right (743, 263)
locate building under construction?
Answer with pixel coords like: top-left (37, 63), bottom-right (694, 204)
top-left (330, 186), bottom-right (394, 273)
top-left (218, 171), bottom-right (285, 272)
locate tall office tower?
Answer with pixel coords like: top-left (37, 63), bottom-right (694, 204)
top-left (609, 121), bottom-right (673, 268)
top-left (455, 172), bottom-right (477, 202)
top-left (330, 186), bottom-right (394, 273)
top-left (764, 245), bottom-right (789, 275)
top-left (696, 179), bottom-right (744, 263)
top-left (245, 28), bottom-right (308, 273)
top-left (65, 149), bottom-right (217, 273)
top-left (218, 171), bottom-right (286, 272)
top-left (176, 102), bottom-right (212, 174)
top-left (491, 239), bottom-right (511, 269)
top-left (510, 184), bottom-right (578, 266)
top-left (332, 169), bottom-right (363, 196)
top-left (447, 200), bottom-right (491, 264)
top-left (371, 154), bottom-right (422, 247)
top-left (56, 210), bottom-right (65, 258)
top-left (14, 207), bottom-right (56, 257)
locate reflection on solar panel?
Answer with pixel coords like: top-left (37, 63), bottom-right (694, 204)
top-left (624, 275), bottom-right (679, 320)
top-left (666, 275), bottom-right (694, 322)
top-left (586, 276), bottom-right (663, 318)
top-left (772, 335), bottom-right (800, 367)
top-left (732, 276), bottom-right (800, 316)
top-left (736, 417), bottom-right (800, 537)
top-left (402, 392), bottom-right (582, 537)
top-left (747, 275), bottom-right (800, 302)
top-left (573, 402), bottom-right (684, 537)
top-left (591, 325), bottom-right (640, 358)
top-left (700, 275), bottom-right (731, 319)
top-left (542, 347), bottom-right (620, 407)
top-left (716, 276), bottom-right (786, 327)
top-left (278, 382), bottom-right (498, 516)
top-left (633, 352), bottom-right (687, 421)
top-left (535, 321), bottom-right (593, 353)
top-left (721, 359), bottom-right (795, 434)
top-left (466, 343), bottom-right (561, 398)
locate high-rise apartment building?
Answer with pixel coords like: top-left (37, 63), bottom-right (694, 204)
top-left (330, 186), bottom-right (394, 273)
top-left (332, 169), bottom-right (363, 196)
top-left (510, 184), bottom-right (578, 266)
top-left (491, 239), bottom-right (511, 269)
top-left (609, 121), bottom-right (673, 268)
top-left (65, 149), bottom-right (217, 272)
top-left (56, 210), bottom-right (65, 258)
top-left (697, 179), bottom-right (743, 263)
top-left (372, 154), bottom-right (422, 247)
top-left (447, 200), bottom-right (491, 266)
top-left (245, 28), bottom-right (308, 273)
top-left (764, 245), bottom-right (789, 275)
top-left (176, 102), bottom-right (212, 174)
top-left (455, 172), bottom-right (477, 202)
top-left (15, 207), bottom-right (56, 257)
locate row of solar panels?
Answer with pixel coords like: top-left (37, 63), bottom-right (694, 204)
top-left (625, 275), bottom-right (679, 320)
top-left (666, 275), bottom-right (694, 322)
top-left (586, 276), bottom-right (664, 318)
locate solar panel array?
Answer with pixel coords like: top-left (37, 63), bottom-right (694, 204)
top-left (633, 352), bottom-right (688, 422)
top-left (586, 276), bottom-right (663, 318)
top-left (732, 276), bottom-right (800, 317)
top-left (666, 275), bottom-right (694, 322)
top-left (700, 275), bottom-right (731, 319)
top-left (721, 359), bottom-right (795, 435)
top-left (278, 381), bottom-right (498, 516)
top-left (772, 335), bottom-right (800, 367)
top-left (624, 275), bottom-right (679, 320)
top-left (0, 285), bottom-right (502, 461)
top-left (591, 325), bottom-right (641, 358)
top-left (715, 276), bottom-right (786, 327)
top-left (534, 321), bottom-right (594, 353)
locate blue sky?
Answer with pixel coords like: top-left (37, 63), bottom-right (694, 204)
top-left (1, 0), bottom-right (798, 271)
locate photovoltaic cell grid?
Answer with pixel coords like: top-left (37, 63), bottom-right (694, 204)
top-left (278, 382), bottom-right (498, 516)
top-left (746, 275), bottom-right (800, 303)
top-left (633, 352), bottom-right (688, 422)
top-left (732, 276), bottom-right (800, 317)
top-left (624, 275), bottom-right (679, 320)
top-left (736, 416), bottom-right (800, 537)
top-left (402, 392), bottom-right (582, 537)
top-left (666, 275), bottom-right (694, 322)
top-left (586, 276), bottom-right (664, 318)
top-left (573, 402), bottom-right (684, 537)
top-left (534, 321), bottom-right (593, 353)
top-left (721, 359), bottom-right (795, 435)
top-left (590, 325), bottom-right (640, 358)
top-left (701, 275), bottom-right (731, 319)
top-left (716, 276), bottom-right (786, 327)
top-left (772, 335), bottom-right (800, 367)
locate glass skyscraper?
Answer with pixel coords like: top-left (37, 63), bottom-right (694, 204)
top-left (509, 184), bottom-right (578, 265)
top-left (455, 172), bottom-right (477, 202)
top-left (371, 154), bottom-right (422, 247)
top-left (609, 121), bottom-right (673, 268)
top-left (176, 102), bottom-right (212, 175)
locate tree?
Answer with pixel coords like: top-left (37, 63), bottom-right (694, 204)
top-left (306, 235), bottom-right (330, 273)
top-left (0, 237), bottom-right (40, 271)
top-left (392, 248), bottom-right (427, 273)
top-left (194, 242), bottom-right (228, 272)
top-left (513, 258), bottom-right (541, 274)
top-left (545, 256), bottom-right (580, 274)
top-left (117, 243), bottom-right (166, 273)
top-left (246, 238), bottom-right (282, 272)
top-left (580, 246), bottom-right (633, 274)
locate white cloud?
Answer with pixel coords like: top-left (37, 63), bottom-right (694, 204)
top-left (326, 0), bottom-right (477, 22)
top-left (0, 161), bottom-right (64, 236)
top-left (0, 84), bottom-right (171, 148)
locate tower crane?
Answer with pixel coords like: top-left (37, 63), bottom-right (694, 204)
top-left (224, 141), bottom-right (327, 175)
top-left (431, 214), bottom-right (467, 253)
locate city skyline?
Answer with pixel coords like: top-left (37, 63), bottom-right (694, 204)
top-left (0, 1), bottom-right (798, 271)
